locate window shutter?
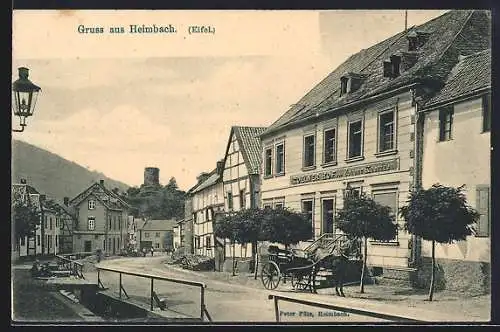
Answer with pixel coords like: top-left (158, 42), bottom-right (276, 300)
top-left (476, 187), bottom-right (490, 237)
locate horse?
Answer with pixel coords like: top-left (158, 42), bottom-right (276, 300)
top-left (311, 237), bottom-right (359, 297)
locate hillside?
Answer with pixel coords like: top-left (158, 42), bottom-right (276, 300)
top-left (11, 140), bottom-right (130, 200)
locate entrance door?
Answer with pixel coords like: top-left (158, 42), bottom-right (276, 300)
top-left (322, 198), bottom-right (335, 234)
top-left (84, 240), bottom-right (92, 252)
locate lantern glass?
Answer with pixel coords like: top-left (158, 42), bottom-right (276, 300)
top-left (12, 67), bottom-right (41, 127)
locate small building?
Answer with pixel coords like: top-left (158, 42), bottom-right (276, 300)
top-left (39, 195), bottom-right (62, 255)
top-left (137, 219), bottom-right (178, 252)
top-left (220, 126), bottom-right (266, 260)
top-left (69, 180), bottom-right (131, 255)
top-left (126, 215), bottom-right (138, 250)
top-left (417, 49), bottom-right (491, 291)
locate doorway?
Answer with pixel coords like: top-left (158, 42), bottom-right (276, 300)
top-left (84, 240), bottom-right (92, 252)
top-left (321, 198), bottom-right (335, 234)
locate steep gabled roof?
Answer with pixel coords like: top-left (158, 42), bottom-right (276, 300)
top-left (223, 126), bottom-right (267, 176)
top-left (424, 49), bottom-right (491, 108)
top-left (262, 10), bottom-right (490, 137)
top-left (70, 182), bottom-right (131, 211)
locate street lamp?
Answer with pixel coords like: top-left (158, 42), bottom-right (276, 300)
top-left (12, 67), bottom-right (41, 132)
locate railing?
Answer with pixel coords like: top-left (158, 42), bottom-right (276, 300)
top-left (95, 266), bottom-right (212, 322)
top-left (55, 254), bottom-right (85, 279)
top-left (268, 294), bottom-right (422, 323)
top-left (59, 251), bottom-right (94, 261)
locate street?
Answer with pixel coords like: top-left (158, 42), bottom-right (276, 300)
top-left (91, 256), bottom-right (389, 323)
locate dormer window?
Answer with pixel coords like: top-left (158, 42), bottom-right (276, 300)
top-left (383, 55), bottom-right (401, 78)
top-left (340, 76), bottom-right (349, 96)
top-left (407, 30), bottom-right (430, 51)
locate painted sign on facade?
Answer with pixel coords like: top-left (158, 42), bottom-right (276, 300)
top-left (290, 158), bottom-right (400, 185)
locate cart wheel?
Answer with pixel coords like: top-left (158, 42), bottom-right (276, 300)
top-left (291, 274), bottom-right (310, 291)
top-left (261, 261), bottom-right (281, 290)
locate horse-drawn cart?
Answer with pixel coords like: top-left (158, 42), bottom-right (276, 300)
top-left (260, 234), bottom-right (360, 294)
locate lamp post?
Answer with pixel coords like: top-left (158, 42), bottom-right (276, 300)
top-left (12, 67), bottom-right (41, 132)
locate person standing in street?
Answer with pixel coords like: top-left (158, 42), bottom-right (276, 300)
top-left (150, 247), bottom-right (154, 257)
top-left (142, 247), bottom-right (147, 257)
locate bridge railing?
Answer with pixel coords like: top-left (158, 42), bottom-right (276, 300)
top-left (268, 293), bottom-right (422, 323)
top-left (95, 266), bottom-right (212, 322)
top-left (55, 254), bottom-right (85, 279)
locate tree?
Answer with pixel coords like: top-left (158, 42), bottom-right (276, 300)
top-left (214, 212), bottom-right (239, 276)
top-left (12, 200), bottom-right (41, 250)
top-left (336, 190), bottom-right (398, 293)
top-left (399, 184), bottom-right (479, 301)
top-left (260, 207), bottom-right (313, 250)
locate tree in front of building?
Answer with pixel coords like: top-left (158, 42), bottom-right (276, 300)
top-left (260, 207), bottom-right (313, 250)
top-left (12, 199), bottom-right (41, 251)
top-left (336, 189), bottom-right (397, 293)
top-left (399, 184), bottom-right (479, 301)
top-left (213, 212), bottom-right (239, 276)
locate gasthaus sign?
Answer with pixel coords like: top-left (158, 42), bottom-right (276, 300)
top-left (290, 158), bottom-right (400, 185)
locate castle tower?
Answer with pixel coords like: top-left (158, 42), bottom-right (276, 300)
top-left (144, 167), bottom-right (160, 186)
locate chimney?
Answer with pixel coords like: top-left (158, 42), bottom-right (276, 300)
top-left (216, 160), bottom-right (224, 175)
top-left (100, 179), bottom-right (104, 186)
top-left (64, 197), bottom-right (69, 206)
top-left (39, 194), bottom-right (46, 202)
top-left (196, 172), bottom-right (210, 184)
top-left (20, 178), bottom-right (27, 184)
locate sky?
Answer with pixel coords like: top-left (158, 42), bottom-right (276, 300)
top-left (12, 10), bottom-right (449, 191)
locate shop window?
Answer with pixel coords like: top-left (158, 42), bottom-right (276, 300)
top-left (303, 134), bottom-right (316, 168)
top-left (372, 191), bottom-right (398, 242)
top-left (302, 199), bottom-right (314, 238)
top-left (321, 198), bottom-right (335, 234)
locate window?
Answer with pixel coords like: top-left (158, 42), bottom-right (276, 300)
top-left (476, 186), bottom-right (490, 237)
top-left (274, 202), bottom-right (284, 209)
top-left (340, 76), bottom-right (349, 95)
top-left (344, 184), bottom-right (362, 199)
top-left (45, 216), bottom-right (48, 228)
top-left (379, 110), bottom-right (395, 152)
top-left (60, 219), bottom-right (64, 230)
top-left (88, 200), bottom-right (96, 210)
top-left (155, 243), bottom-right (160, 249)
top-left (206, 236), bottom-right (211, 248)
top-left (49, 217), bottom-right (53, 230)
top-left (113, 216), bottom-right (117, 230)
top-left (108, 216), bottom-right (112, 230)
top-left (55, 235), bottom-right (58, 247)
top-left (372, 191), bottom-right (398, 242)
top-left (322, 199), bottom-right (335, 234)
top-left (391, 55), bottom-right (401, 77)
top-left (48, 235), bottom-right (52, 249)
top-left (439, 107), bottom-right (453, 141)
top-left (37, 235), bottom-right (40, 246)
top-left (21, 237), bottom-right (25, 246)
top-left (118, 215), bottom-right (122, 230)
top-left (240, 190), bottom-right (246, 209)
top-left (275, 143), bottom-right (285, 175)
top-left (87, 217), bottom-right (95, 231)
top-left (302, 199), bottom-right (314, 238)
top-left (227, 192), bottom-right (233, 210)
top-left (323, 128), bottom-right (337, 164)
top-left (156, 232), bottom-right (160, 238)
top-left (482, 94), bottom-right (491, 132)
top-left (55, 218), bottom-right (58, 229)
top-left (144, 232), bottom-right (150, 238)
top-left (264, 148), bottom-right (273, 176)
top-left (348, 120), bottom-right (363, 158)
top-left (195, 236), bottom-right (201, 249)
top-left (303, 134), bottom-right (316, 168)
top-left (263, 204), bottom-right (272, 209)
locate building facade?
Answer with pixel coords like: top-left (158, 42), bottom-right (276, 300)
top-left (70, 180), bottom-right (131, 255)
top-left (190, 164), bottom-right (224, 258)
top-left (137, 219), bottom-right (177, 251)
top-left (416, 49), bottom-right (491, 290)
top-left (221, 126), bottom-right (266, 259)
top-left (259, 10), bottom-right (490, 272)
